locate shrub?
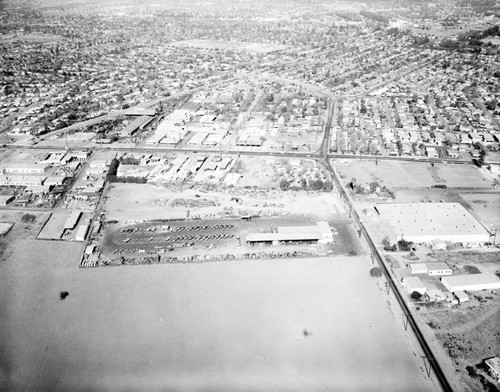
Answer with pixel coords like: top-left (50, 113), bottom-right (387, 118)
top-left (370, 267), bottom-right (383, 277)
top-left (21, 214), bottom-right (36, 223)
top-left (411, 291), bottom-right (422, 300)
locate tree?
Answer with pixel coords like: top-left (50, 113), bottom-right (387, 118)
top-left (279, 178), bottom-right (290, 190)
top-left (323, 181), bottom-right (334, 192)
top-left (411, 291), bottom-right (422, 300)
top-left (370, 267), bottom-right (383, 277)
top-left (106, 158), bottom-right (119, 182)
top-left (311, 179), bottom-right (324, 191)
top-left (21, 214), bottom-right (36, 223)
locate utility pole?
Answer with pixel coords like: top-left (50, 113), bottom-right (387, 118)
top-left (421, 356), bottom-right (432, 378)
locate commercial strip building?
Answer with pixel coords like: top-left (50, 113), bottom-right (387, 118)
top-left (375, 202), bottom-right (491, 244)
top-left (441, 273), bottom-right (500, 292)
top-left (246, 221), bottom-right (333, 245)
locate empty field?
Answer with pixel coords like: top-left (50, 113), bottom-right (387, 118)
top-left (0, 242), bottom-right (437, 391)
top-left (460, 193), bottom-right (500, 233)
top-left (104, 183), bottom-right (347, 222)
top-left (336, 160), bottom-right (490, 188)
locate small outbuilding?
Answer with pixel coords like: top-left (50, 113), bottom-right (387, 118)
top-left (453, 291), bottom-right (469, 303)
top-left (425, 289), bottom-right (446, 302)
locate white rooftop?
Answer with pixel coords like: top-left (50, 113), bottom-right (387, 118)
top-left (376, 202), bottom-right (490, 243)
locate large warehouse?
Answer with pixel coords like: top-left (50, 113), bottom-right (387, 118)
top-left (246, 221), bottom-right (333, 245)
top-left (441, 273), bottom-right (500, 292)
top-left (375, 202), bottom-right (491, 244)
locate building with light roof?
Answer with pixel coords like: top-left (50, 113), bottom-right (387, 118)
top-left (375, 202), bottom-right (491, 244)
top-left (441, 273), bottom-right (500, 292)
top-left (246, 221), bottom-right (333, 245)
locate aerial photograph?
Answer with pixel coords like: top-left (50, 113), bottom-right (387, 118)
top-left (0, 0), bottom-right (499, 391)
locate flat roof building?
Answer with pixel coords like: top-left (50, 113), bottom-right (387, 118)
top-left (75, 224), bottom-right (90, 242)
top-left (453, 290), bottom-right (469, 303)
top-left (375, 202), bottom-right (491, 244)
top-left (426, 262), bottom-right (452, 276)
top-left (441, 273), bottom-right (500, 292)
top-left (0, 194), bottom-right (15, 206)
top-left (64, 211), bottom-right (82, 230)
top-left (0, 175), bottom-right (46, 187)
top-left (246, 221), bottom-right (333, 245)
top-left (4, 163), bottom-right (49, 174)
top-left (408, 263), bottom-right (428, 274)
top-left (402, 276), bottom-right (426, 295)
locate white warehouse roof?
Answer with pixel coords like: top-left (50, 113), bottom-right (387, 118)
top-left (441, 273), bottom-right (500, 292)
top-left (375, 202), bottom-right (491, 244)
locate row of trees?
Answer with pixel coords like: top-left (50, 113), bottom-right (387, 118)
top-left (279, 178), bottom-right (334, 192)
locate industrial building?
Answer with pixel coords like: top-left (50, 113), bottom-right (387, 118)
top-left (64, 211), bottom-right (82, 230)
top-left (427, 262), bottom-right (453, 276)
top-left (75, 224), bottom-right (90, 242)
top-left (401, 276), bottom-right (426, 295)
top-left (453, 291), bottom-right (469, 303)
top-left (236, 136), bottom-right (263, 147)
top-left (441, 273), bottom-right (500, 292)
top-left (3, 163), bottom-right (49, 174)
top-left (119, 116), bottom-right (153, 137)
top-left (246, 221), bottom-right (333, 245)
top-left (0, 175), bottom-right (46, 187)
top-left (375, 202), bottom-right (491, 244)
top-left (408, 262), bottom-right (452, 276)
top-left (0, 194), bottom-right (15, 206)
top-left (188, 132), bottom-right (209, 145)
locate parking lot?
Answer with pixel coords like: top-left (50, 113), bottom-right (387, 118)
top-left (102, 220), bottom-right (240, 256)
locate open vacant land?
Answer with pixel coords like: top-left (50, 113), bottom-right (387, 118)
top-left (104, 183), bottom-right (346, 222)
top-left (335, 160), bottom-right (490, 189)
top-left (0, 242), bottom-right (438, 391)
top-left (460, 193), bottom-right (500, 233)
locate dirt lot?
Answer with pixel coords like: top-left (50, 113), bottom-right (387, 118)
top-left (418, 294), bottom-right (500, 392)
top-left (460, 193), bottom-right (500, 234)
top-left (335, 160), bottom-right (490, 189)
top-left (104, 183), bottom-right (346, 222)
top-left (0, 211), bottom-right (49, 256)
top-left (0, 246), bottom-right (438, 392)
